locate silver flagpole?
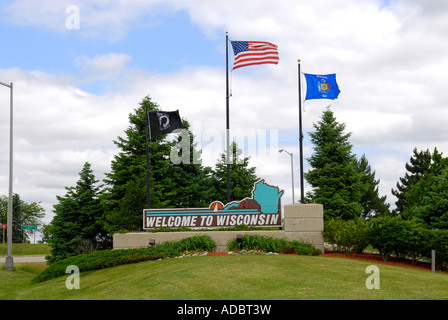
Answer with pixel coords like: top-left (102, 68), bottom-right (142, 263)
top-left (0, 81), bottom-right (14, 270)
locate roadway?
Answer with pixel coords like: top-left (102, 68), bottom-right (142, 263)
top-left (0, 255), bottom-right (47, 263)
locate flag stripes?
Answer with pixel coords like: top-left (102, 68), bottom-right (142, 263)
top-left (231, 41), bottom-right (279, 70)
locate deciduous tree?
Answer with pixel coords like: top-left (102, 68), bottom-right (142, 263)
top-left (0, 194), bottom-right (45, 243)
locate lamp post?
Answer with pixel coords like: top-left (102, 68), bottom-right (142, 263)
top-left (279, 149), bottom-right (295, 204)
top-left (0, 81), bottom-right (13, 270)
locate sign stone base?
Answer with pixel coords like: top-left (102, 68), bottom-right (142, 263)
top-left (114, 204), bottom-right (324, 253)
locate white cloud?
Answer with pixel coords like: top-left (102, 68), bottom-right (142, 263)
top-left (74, 53), bottom-right (132, 81)
top-left (2, 0), bottom-right (448, 223)
top-left (0, 68), bottom-right (131, 216)
top-left (1, 0), bottom-right (172, 41)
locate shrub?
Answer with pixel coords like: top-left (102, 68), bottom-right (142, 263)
top-left (290, 240), bottom-right (322, 255)
top-left (429, 229), bottom-right (448, 271)
top-left (324, 215), bottom-right (447, 269)
top-left (366, 216), bottom-right (433, 262)
top-left (366, 215), bottom-right (428, 261)
top-left (324, 218), bottom-right (368, 255)
top-left (399, 220), bottom-right (431, 263)
top-left (36, 246), bottom-right (177, 282)
top-left (339, 218), bottom-right (369, 255)
top-left (36, 235), bottom-right (217, 282)
top-left (367, 216), bottom-right (401, 261)
top-left (323, 218), bottom-right (345, 252)
top-left (227, 234), bottom-right (321, 256)
top-left (228, 234), bottom-right (286, 252)
top-left (156, 234), bottom-right (216, 252)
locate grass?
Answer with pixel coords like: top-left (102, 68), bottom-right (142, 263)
top-left (0, 262), bottom-right (48, 300)
top-left (2, 255), bottom-right (448, 300)
top-left (0, 243), bottom-right (51, 256)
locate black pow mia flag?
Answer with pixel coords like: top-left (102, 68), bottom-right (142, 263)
top-left (147, 110), bottom-right (184, 139)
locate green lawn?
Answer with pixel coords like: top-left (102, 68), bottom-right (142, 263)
top-left (2, 254), bottom-right (448, 300)
top-left (0, 243), bottom-right (50, 256)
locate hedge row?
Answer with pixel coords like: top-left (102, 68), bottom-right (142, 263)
top-left (37, 233), bottom-right (322, 282)
top-left (324, 216), bottom-right (448, 270)
top-left (37, 235), bottom-right (216, 282)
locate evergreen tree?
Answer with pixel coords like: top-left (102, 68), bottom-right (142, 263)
top-left (402, 148), bottom-right (448, 229)
top-left (168, 122), bottom-right (216, 207)
top-left (103, 97), bottom-right (174, 231)
top-left (356, 154), bottom-right (390, 218)
top-left (212, 141), bottom-right (260, 203)
top-left (48, 162), bottom-right (109, 263)
top-left (103, 96), bottom-right (214, 231)
top-left (304, 107), bottom-right (364, 221)
top-left (391, 148), bottom-right (432, 215)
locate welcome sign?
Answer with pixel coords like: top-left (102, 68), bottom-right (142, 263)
top-left (143, 180), bottom-right (284, 229)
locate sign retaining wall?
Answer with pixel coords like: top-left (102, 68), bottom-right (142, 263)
top-left (113, 204), bottom-right (324, 252)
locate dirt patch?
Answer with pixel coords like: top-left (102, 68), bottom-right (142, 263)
top-left (321, 252), bottom-right (434, 272)
top-left (208, 252), bottom-right (229, 256)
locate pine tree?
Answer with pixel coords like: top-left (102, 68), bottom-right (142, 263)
top-left (304, 107), bottom-right (363, 221)
top-left (356, 154), bottom-right (390, 218)
top-left (48, 162), bottom-right (108, 263)
top-left (103, 96), bottom-right (214, 231)
top-left (402, 148), bottom-right (448, 229)
top-left (212, 141), bottom-right (260, 203)
top-left (168, 123), bottom-right (215, 207)
top-left (103, 97), bottom-right (174, 231)
top-left (391, 148), bottom-right (432, 215)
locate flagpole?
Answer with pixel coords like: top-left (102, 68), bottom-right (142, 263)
top-left (144, 100), bottom-right (151, 209)
top-left (0, 81), bottom-right (14, 270)
top-left (226, 31), bottom-right (231, 203)
top-left (298, 59), bottom-right (305, 203)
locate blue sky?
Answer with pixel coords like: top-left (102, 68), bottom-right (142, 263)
top-left (1, 0), bottom-right (448, 229)
top-left (0, 7), bottom-right (223, 93)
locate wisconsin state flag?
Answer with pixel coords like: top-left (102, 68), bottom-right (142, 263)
top-left (304, 73), bottom-right (341, 100)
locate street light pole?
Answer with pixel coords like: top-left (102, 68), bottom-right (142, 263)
top-left (0, 81), bottom-right (14, 270)
top-left (279, 149), bottom-right (295, 204)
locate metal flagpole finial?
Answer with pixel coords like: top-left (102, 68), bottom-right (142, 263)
top-left (298, 59), bottom-right (301, 63)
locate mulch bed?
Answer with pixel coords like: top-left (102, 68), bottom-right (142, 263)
top-left (320, 252), bottom-right (434, 272)
top-left (208, 251), bottom-right (439, 272)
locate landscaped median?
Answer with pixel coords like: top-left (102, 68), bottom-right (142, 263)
top-left (36, 234), bottom-right (321, 282)
top-left (3, 235), bottom-right (448, 300)
top-left (10, 250), bottom-right (448, 300)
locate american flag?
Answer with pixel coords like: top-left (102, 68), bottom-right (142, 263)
top-left (230, 41), bottom-right (279, 70)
